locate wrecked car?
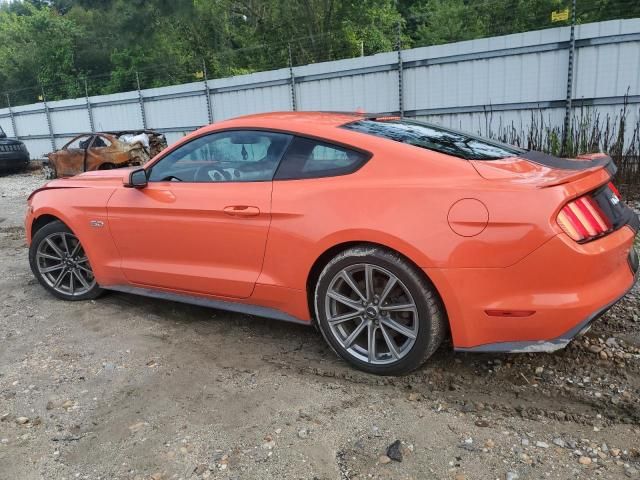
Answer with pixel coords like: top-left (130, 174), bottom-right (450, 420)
top-left (43, 130), bottom-right (167, 179)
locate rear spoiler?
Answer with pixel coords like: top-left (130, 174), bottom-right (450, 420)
top-left (524, 151), bottom-right (617, 188)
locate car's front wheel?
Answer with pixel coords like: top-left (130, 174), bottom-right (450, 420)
top-left (29, 221), bottom-right (103, 301)
top-left (314, 245), bottom-right (446, 375)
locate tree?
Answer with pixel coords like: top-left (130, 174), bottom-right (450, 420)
top-left (0, 0), bottom-right (637, 106)
top-left (0, 2), bottom-right (84, 104)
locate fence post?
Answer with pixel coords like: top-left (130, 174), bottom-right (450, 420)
top-left (396, 20), bottom-right (404, 118)
top-left (5, 94), bottom-right (19, 140)
top-left (561, 0), bottom-right (577, 155)
top-left (84, 78), bottom-right (95, 133)
top-left (135, 72), bottom-right (148, 129)
top-left (288, 43), bottom-right (298, 111)
top-left (203, 60), bottom-right (214, 124)
top-left (41, 86), bottom-right (56, 151)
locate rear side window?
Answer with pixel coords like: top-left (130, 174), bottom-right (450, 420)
top-left (275, 137), bottom-right (368, 180)
top-left (342, 119), bottom-right (523, 160)
top-left (91, 135), bottom-right (112, 148)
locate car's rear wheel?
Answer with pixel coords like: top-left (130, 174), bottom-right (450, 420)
top-left (314, 246), bottom-right (446, 375)
top-left (29, 221), bottom-right (103, 301)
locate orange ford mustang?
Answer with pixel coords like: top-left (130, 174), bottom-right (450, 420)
top-left (25, 112), bottom-right (639, 375)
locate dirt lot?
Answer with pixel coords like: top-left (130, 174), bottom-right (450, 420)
top-left (1, 171), bottom-right (639, 480)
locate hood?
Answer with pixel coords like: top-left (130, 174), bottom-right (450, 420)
top-left (44, 167), bottom-right (136, 189)
top-left (75, 167), bottom-right (136, 179)
top-left (0, 137), bottom-right (23, 146)
top-left (28, 167), bottom-right (138, 202)
top-left (470, 151), bottom-right (615, 188)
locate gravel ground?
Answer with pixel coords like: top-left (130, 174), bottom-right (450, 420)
top-left (0, 170), bottom-right (639, 480)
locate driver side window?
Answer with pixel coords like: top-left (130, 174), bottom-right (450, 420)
top-left (148, 130), bottom-right (292, 183)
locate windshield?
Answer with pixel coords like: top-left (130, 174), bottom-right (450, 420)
top-left (342, 119), bottom-right (524, 160)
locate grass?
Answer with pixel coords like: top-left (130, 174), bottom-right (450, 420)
top-left (476, 96), bottom-right (640, 199)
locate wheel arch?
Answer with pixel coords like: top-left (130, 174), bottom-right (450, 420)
top-left (29, 206), bottom-right (82, 248)
top-left (31, 213), bottom-right (66, 241)
top-left (305, 240), bottom-right (450, 332)
top-left (28, 216), bottom-right (104, 301)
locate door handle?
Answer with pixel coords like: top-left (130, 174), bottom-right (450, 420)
top-left (223, 205), bottom-right (260, 217)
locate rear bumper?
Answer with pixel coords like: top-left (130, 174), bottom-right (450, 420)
top-left (456, 256), bottom-right (638, 353)
top-left (427, 225), bottom-right (639, 352)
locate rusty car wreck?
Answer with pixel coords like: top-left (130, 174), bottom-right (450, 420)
top-left (43, 130), bottom-right (167, 179)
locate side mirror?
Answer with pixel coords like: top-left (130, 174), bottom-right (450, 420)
top-left (124, 168), bottom-right (148, 188)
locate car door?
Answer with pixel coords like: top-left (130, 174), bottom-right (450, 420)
top-left (107, 130), bottom-right (292, 299)
top-left (54, 135), bottom-right (93, 176)
top-left (85, 134), bottom-right (118, 171)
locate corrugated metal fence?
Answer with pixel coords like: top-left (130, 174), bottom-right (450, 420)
top-left (0, 18), bottom-right (639, 159)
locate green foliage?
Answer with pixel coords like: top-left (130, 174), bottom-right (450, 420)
top-left (0, 0), bottom-right (638, 105)
top-left (0, 2), bottom-right (84, 103)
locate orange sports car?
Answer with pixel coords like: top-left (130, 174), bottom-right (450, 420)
top-left (25, 112), bottom-right (639, 375)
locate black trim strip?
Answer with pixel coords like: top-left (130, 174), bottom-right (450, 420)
top-left (105, 285), bottom-right (310, 325)
top-left (591, 183), bottom-right (639, 236)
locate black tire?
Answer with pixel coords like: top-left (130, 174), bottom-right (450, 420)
top-left (314, 245), bottom-right (446, 375)
top-left (29, 220), bottom-right (103, 301)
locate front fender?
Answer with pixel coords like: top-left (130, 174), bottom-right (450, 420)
top-left (28, 187), bottom-right (125, 286)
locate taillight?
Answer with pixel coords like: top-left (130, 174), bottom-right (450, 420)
top-left (557, 195), bottom-right (612, 242)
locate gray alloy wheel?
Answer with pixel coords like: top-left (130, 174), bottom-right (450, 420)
top-left (324, 263), bottom-right (418, 365)
top-left (29, 220), bottom-right (103, 301)
top-left (35, 231), bottom-right (96, 296)
top-left (314, 245), bottom-right (446, 375)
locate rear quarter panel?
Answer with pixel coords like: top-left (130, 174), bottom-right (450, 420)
top-left (261, 135), bottom-right (566, 295)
